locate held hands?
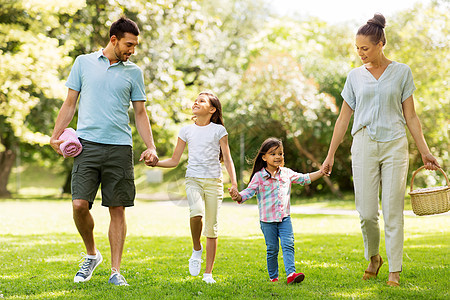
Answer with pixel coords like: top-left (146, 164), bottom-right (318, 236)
top-left (421, 153), bottom-right (440, 170)
top-left (319, 168), bottom-right (329, 177)
top-left (140, 148), bottom-right (159, 167)
top-left (321, 156), bottom-right (334, 177)
top-left (228, 186), bottom-right (242, 203)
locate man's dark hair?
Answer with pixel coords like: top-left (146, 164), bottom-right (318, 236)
top-left (110, 16), bottom-right (139, 39)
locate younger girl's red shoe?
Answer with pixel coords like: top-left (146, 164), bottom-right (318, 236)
top-left (287, 272), bottom-right (305, 284)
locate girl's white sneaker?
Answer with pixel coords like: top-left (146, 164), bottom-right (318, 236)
top-left (189, 258), bottom-right (202, 276)
top-left (202, 274), bottom-right (216, 284)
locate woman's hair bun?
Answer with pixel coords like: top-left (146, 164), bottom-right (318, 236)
top-left (357, 13), bottom-right (387, 45)
top-left (367, 13), bottom-right (386, 29)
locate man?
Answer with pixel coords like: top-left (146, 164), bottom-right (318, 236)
top-left (50, 17), bottom-right (158, 286)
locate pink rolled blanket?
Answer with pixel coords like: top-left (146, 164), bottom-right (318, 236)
top-left (58, 128), bottom-right (82, 158)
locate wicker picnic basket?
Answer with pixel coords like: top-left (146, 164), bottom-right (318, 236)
top-left (409, 166), bottom-right (449, 216)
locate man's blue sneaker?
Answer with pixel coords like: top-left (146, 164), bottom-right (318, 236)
top-left (108, 268), bottom-right (129, 286)
top-left (74, 250), bottom-right (103, 283)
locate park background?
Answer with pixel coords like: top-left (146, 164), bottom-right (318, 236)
top-left (0, 0), bottom-right (448, 299)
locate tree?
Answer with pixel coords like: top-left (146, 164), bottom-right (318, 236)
top-left (0, 0), bottom-right (85, 197)
top-left (228, 50), bottom-right (341, 196)
top-left (386, 0), bottom-right (449, 180)
top-left (52, 0), bottom-right (267, 159)
top-left (1, 0), bottom-right (268, 194)
top-left (228, 3), bottom-right (449, 195)
top-left (227, 17), bottom-right (357, 195)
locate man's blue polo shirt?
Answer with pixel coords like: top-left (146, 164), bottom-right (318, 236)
top-left (65, 50), bottom-right (146, 146)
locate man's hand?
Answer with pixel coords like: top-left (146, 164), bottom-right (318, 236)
top-left (140, 148), bottom-right (159, 167)
top-left (50, 137), bottom-right (64, 156)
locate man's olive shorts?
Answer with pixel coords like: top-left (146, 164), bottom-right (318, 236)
top-left (71, 139), bottom-right (135, 209)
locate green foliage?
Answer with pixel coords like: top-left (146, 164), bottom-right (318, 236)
top-left (0, 0), bottom-right (83, 149)
top-left (227, 1), bottom-right (449, 193)
top-left (227, 18), bottom-right (357, 194)
top-left (51, 0), bottom-right (268, 159)
top-left (386, 0), bottom-right (449, 175)
top-left (228, 51), bottom-right (339, 195)
top-left (131, 0), bottom-right (268, 154)
top-left (1, 0), bottom-right (448, 195)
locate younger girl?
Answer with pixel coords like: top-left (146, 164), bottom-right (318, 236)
top-left (229, 137), bottom-right (325, 284)
top-left (155, 92), bottom-right (238, 284)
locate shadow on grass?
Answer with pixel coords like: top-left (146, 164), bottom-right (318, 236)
top-left (0, 195), bottom-right (72, 202)
top-left (0, 231), bottom-right (447, 299)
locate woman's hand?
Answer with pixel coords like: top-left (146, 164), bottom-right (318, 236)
top-left (321, 155), bottom-right (334, 176)
top-left (421, 153), bottom-right (440, 170)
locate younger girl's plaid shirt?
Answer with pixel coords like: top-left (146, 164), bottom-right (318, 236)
top-left (239, 167), bottom-right (311, 222)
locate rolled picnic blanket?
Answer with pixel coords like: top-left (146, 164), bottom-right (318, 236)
top-left (58, 128), bottom-right (82, 158)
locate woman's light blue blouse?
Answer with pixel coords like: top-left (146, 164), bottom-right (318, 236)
top-left (341, 61), bottom-right (416, 142)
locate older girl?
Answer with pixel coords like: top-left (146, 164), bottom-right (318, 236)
top-left (155, 92), bottom-right (238, 284)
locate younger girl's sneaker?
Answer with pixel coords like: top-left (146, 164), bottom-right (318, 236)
top-left (270, 278), bottom-right (279, 282)
top-left (287, 272), bottom-right (305, 284)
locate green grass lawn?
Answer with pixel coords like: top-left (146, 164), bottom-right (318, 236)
top-left (0, 197), bottom-right (448, 299)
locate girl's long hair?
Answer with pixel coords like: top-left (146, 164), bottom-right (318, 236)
top-left (196, 91), bottom-right (225, 161)
top-left (249, 137), bottom-right (283, 182)
top-left (199, 92), bottom-right (224, 127)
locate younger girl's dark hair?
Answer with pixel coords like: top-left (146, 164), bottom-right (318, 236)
top-left (357, 13), bottom-right (386, 46)
top-left (249, 137), bottom-right (283, 182)
top-left (198, 92), bottom-right (225, 161)
top-left (110, 16), bottom-right (140, 40)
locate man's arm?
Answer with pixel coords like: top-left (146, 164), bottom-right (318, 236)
top-left (50, 89), bottom-right (80, 155)
top-left (132, 101), bottom-right (159, 166)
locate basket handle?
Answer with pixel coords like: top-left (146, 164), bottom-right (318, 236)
top-left (410, 166), bottom-right (449, 192)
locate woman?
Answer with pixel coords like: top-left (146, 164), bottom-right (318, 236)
top-left (321, 13), bottom-right (440, 287)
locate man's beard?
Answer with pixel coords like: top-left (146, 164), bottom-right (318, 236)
top-left (113, 44), bottom-right (123, 61)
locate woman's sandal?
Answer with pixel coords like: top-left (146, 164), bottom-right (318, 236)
top-left (386, 280), bottom-right (400, 287)
top-left (362, 255), bottom-right (384, 280)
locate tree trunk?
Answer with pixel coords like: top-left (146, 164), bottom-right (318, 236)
top-left (277, 105), bottom-right (342, 198)
top-left (279, 121), bottom-right (343, 198)
top-left (301, 160), bottom-right (311, 196)
top-left (290, 135), bottom-right (343, 198)
top-left (0, 149), bottom-right (15, 198)
top-left (62, 170), bottom-right (72, 194)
